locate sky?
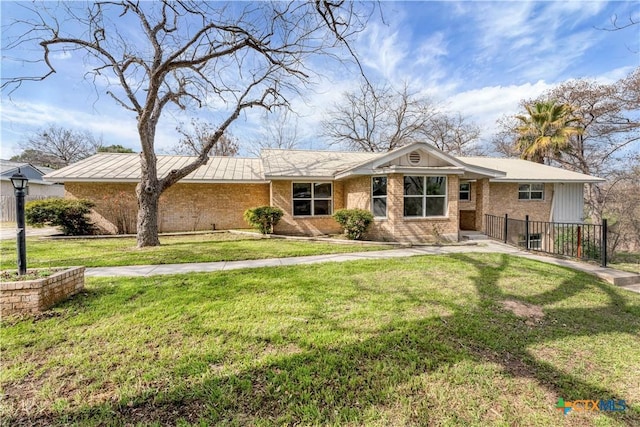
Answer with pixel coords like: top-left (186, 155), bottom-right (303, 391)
top-left (1, 0), bottom-right (638, 159)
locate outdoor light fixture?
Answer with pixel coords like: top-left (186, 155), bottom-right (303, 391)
top-left (10, 169), bottom-right (28, 275)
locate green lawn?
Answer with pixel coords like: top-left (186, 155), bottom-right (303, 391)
top-left (610, 252), bottom-right (640, 274)
top-left (1, 253), bottom-right (639, 426)
top-left (0, 233), bottom-right (389, 269)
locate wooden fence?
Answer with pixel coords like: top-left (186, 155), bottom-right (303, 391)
top-left (0, 195), bottom-right (56, 222)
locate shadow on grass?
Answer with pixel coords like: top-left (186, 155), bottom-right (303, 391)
top-left (7, 254), bottom-right (640, 426)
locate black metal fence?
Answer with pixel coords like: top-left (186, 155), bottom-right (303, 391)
top-left (485, 214), bottom-right (608, 266)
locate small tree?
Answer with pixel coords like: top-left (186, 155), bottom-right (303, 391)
top-left (244, 206), bottom-right (284, 234)
top-left (26, 198), bottom-right (96, 236)
top-left (333, 209), bottom-right (374, 240)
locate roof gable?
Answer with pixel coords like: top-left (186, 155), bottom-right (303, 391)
top-left (0, 160), bottom-right (51, 184)
top-left (335, 142), bottom-right (506, 180)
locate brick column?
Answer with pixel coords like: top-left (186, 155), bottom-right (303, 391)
top-left (387, 173), bottom-right (404, 236)
top-left (475, 178), bottom-right (490, 232)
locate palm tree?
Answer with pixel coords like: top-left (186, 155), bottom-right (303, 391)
top-left (515, 100), bottom-right (580, 164)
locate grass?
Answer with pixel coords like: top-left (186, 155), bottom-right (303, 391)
top-left (610, 252), bottom-right (640, 274)
top-left (1, 253), bottom-right (639, 426)
top-left (0, 232), bottom-right (390, 269)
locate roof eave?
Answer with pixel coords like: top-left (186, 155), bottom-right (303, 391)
top-left (491, 178), bottom-right (605, 183)
top-left (44, 177), bottom-right (268, 184)
top-left (265, 175), bottom-right (335, 181)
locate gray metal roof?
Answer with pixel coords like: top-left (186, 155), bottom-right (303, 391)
top-left (459, 157), bottom-right (605, 183)
top-left (43, 153), bottom-right (265, 183)
top-left (43, 147), bottom-right (604, 184)
top-left (261, 149), bottom-right (379, 179)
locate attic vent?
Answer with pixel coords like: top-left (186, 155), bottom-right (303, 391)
top-left (408, 151), bottom-right (421, 165)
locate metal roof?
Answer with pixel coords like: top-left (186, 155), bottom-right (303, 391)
top-left (261, 149), bottom-right (378, 179)
top-left (459, 157), bottom-right (605, 183)
top-left (42, 148), bottom-right (605, 184)
top-left (43, 153), bottom-right (266, 183)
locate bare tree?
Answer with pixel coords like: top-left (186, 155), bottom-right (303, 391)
top-left (174, 119), bottom-right (239, 157)
top-left (12, 125), bottom-right (102, 168)
top-left (2, 1), bottom-right (371, 246)
top-left (322, 82), bottom-right (437, 151)
top-left (247, 109), bottom-right (300, 157)
top-left (490, 115), bottom-right (523, 158)
top-left (423, 113), bottom-right (484, 156)
top-left (322, 81), bottom-right (482, 154)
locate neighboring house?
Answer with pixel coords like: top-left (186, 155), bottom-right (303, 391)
top-left (1, 160), bottom-right (65, 222)
top-left (43, 142), bottom-right (604, 242)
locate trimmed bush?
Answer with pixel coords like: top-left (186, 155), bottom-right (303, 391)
top-left (26, 198), bottom-right (96, 236)
top-left (244, 206), bottom-right (284, 234)
top-left (333, 209), bottom-right (374, 240)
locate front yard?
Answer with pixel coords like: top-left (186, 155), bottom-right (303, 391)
top-left (1, 253), bottom-right (639, 426)
top-left (0, 232), bottom-right (389, 269)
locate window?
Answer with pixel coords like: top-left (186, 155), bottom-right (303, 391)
top-left (403, 176), bottom-right (447, 217)
top-left (293, 182), bottom-right (332, 216)
top-left (519, 233), bottom-right (542, 249)
top-left (459, 182), bottom-right (471, 201)
top-left (372, 176), bottom-right (387, 217)
top-left (518, 183), bottom-right (544, 200)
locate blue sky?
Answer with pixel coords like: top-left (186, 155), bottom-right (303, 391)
top-left (1, 1), bottom-right (638, 158)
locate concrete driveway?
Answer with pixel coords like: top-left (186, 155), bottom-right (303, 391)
top-left (0, 225), bottom-right (59, 240)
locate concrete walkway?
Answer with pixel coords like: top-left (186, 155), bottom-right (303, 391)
top-left (85, 240), bottom-right (640, 294)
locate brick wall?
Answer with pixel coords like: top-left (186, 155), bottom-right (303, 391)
top-left (344, 174), bottom-right (460, 243)
top-left (1, 267), bottom-right (85, 316)
top-left (486, 182), bottom-right (553, 222)
top-left (271, 180), bottom-right (344, 236)
top-left (65, 182), bottom-right (270, 233)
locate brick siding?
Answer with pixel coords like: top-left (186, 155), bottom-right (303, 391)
top-left (271, 180), bottom-right (345, 236)
top-left (65, 182), bottom-right (270, 233)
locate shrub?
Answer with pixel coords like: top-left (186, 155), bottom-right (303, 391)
top-left (333, 209), bottom-right (374, 240)
top-left (243, 206), bottom-right (284, 234)
top-left (26, 198), bottom-right (96, 236)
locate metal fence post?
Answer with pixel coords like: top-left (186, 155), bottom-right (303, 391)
top-left (525, 215), bottom-right (530, 250)
top-left (601, 219), bottom-right (608, 267)
top-left (503, 214), bottom-right (508, 243)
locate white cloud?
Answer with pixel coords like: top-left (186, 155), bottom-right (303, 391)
top-left (0, 99), bottom-right (143, 154)
top-left (357, 21), bottom-right (408, 79)
top-left (447, 80), bottom-right (554, 140)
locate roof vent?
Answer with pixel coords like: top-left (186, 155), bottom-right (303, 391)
top-left (408, 151), bottom-right (421, 165)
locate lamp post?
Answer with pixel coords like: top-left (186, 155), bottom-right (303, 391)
top-left (10, 169), bottom-right (29, 275)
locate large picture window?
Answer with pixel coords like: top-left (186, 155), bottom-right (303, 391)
top-left (293, 182), bottom-right (332, 216)
top-left (518, 183), bottom-right (544, 200)
top-left (404, 176), bottom-right (447, 217)
top-left (372, 176), bottom-right (387, 217)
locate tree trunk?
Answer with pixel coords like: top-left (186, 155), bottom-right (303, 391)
top-left (136, 181), bottom-right (161, 247)
top-left (136, 126), bottom-right (162, 247)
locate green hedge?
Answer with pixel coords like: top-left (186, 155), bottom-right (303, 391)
top-left (244, 206), bottom-right (284, 234)
top-left (333, 209), bottom-right (374, 240)
top-left (26, 198), bottom-right (96, 236)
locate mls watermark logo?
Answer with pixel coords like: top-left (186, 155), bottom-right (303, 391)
top-left (556, 398), bottom-right (627, 415)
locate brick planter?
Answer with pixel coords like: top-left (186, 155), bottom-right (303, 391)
top-left (1, 267), bottom-right (85, 316)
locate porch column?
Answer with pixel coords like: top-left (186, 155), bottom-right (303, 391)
top-left (474, 178), bottom-right (490, 232)
top-left (386, 173), bottom-right (403, 236)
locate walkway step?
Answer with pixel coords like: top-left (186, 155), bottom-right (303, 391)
top-left (581, 266), bottom-right (640, 287)
top-left (462, 234), bottom-right (490, 241)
